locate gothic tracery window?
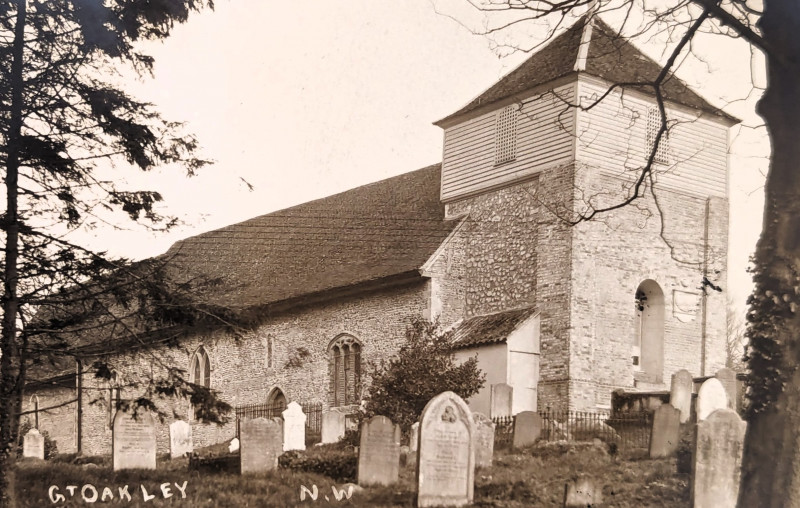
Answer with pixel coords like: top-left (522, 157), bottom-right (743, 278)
top-left (328, 335), bottom-right (361, 407)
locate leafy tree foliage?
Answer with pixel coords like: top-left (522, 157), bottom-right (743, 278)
top-left (362, 318), bottom-right (485, 434)
top-left (0, 1), bottom-right (221, 504)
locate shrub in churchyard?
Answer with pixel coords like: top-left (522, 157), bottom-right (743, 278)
top-left (362, 318), bottom-right (485, 436)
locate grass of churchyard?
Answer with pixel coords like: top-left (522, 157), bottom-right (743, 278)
top-left (12, 445), bottom-right (688, 507)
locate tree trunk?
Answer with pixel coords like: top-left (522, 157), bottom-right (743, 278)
top-left (0, 1), bottom-right (26, 506)
top-left (738, 1), bottom-right (800, 506)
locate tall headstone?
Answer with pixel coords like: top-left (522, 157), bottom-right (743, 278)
top-left (490, 383), bottom-right (513, 418)
top-left (357, 416), bottom-right (401, 486)
top-left (416, 391), bottom-right (475, 507)
top-left (649, 403), bottom-right (681, 458)
top-left (169, 420), bottom-right (193, 459)
top-left (240, 417), bottom-right (283, 474)
top-left (282, 401), bottom-right (306, 451)
top-left (321, 411), bottom-right (346, 444)
top-left (22, 428), bottom-right (44, 460)
top-left (692, 408), bottom-right (747, 508)
top-left (472, 412), bottom-right (495, 468)
top-left (670, 369), bottom-right (694, 423)
top-left (696, 378), bottom-right (728, 421)
top-left (715, 368), bottom-right (738, 410)
top-left (409, 422), bottom-right (420, 453)
top-left (512, 411), bottom-right (542, 449)
top-left (113, 411), bottom-right (156, 471)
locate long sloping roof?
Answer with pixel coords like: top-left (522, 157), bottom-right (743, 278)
top-left (436, 16), bottom-right (734, 125)
top-left (163, 164), bottom-right (458, 310)
top-left (450, 307), bottom-right (538, 349)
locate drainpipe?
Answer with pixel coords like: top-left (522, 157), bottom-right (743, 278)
top-left (700, 198), bottom-right (711, 376)
top-left (76, 358), bottom-right (82, 455)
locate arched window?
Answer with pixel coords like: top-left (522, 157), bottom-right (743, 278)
top-left (266, 387), bottom-right (287, 416)
top-left (108, 370), bottom-right (122, 429)
top-left (29, 395), bottom-right (40, 430)
top-left (328, 335), bottom-right (361, 407)
top-left (634, 280), bottom-right (665, 382)
top-left (190, 346), bottom-right (211, 388)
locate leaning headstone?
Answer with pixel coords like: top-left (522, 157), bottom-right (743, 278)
top-left (564, 478), bottom-right (603, 507)
top-left (282, 401), bottom-right (306, 451)
top-left (321, 411), bottom-right (346, 444)
top-left (649, 404), bottom-right (681, 458)
top-left (692, 408), bottom-right (747, 508)
top-left (715, 368), bottom-right (738, 410)
top-left (357, 416), bottom-right (401, 486)
top-left (490, 383), bottom-right (513, 418)
top-left (169, 420), bottom-right (193, 459)
top-left (512, 411), bottom-right (542, 449)
top-left (670, 369), bottom-right (694, 423)
top-left (240, 417), bottom-right (283, 474)
top-left (416, 391), bottom-right (475, 507)
top-left (409, 422), bottom-right (420, 453)
top-left (696, 378), bottom-right (728, 421)
top-left (113, 411), bottom-right (156, 471)
top-left (472, 412), bottom-right (495, 468)
top-left (22, 428), bottom-right (44, 460)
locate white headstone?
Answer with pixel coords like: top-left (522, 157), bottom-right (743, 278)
top-left (416, 391), bottom-right (475, 507)
top-left (696, 378), bottom-right (728, 421)
top-left (169, 420), bottom-right (193, 459)
top-left (113, 411), bottom-right (156, 471)
top-left (22, 428), bottom-right (44, 460)
top-left (321, 411), bottom-right (346, 444)
top-left (409, 422), bottom-right (420, 453)
top-left (670, 369), bottom-right (694, 423)
top-left (282, 401), bottom-right (306, 451)
top-left (692, 408), bottom-right (747, 508)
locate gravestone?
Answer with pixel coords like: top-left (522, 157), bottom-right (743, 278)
top-left (715, 368), bottom-right (738, 410)
top-left (692, 408), bottom-right (747, 508)
top-left (282, 401), bottom-right (306, 451)
top-left (321, 410), bottom-right (346, 444)
top-left (564, 478), bottom-right (603, 507)
top-left (416, 391), bottom-right (475, 507)
top-left (696, 378), bottom-right (728, 421)
top-left (22, 428), bottom-right (44, 460)
top-left (649, 403), bottom-right (681, 458)
top-left (670, 369), bottom-right (694, 423)
top-left (512, 411), bottom-right (542, 449)
top-left (410, 422), bottom-right (420, 453)
top-left (240, 417), bottom-right (283, 474)
top-left (169, 420), bottom-right (193, 459)
top-left (472, 412), bottom-right (495, 468)
top-left (113, 411), bottom-right (156, 471)
top-left (490, 383), bottom-right (513, 418)
top-left (357, 416), bottom-right (401, 486)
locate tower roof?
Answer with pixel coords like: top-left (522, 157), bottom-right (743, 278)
top-left (435, 15), bottom-right (737, 126)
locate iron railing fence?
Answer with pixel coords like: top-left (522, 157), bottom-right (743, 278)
top-left (234, 400), bottom-right (323, 439)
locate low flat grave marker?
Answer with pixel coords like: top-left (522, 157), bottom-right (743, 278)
top-left (649, 403), bottom-right (681, 458)
top-left (512, 411), bottom-right (542, 449)
top-left (357, 416), bottom-right (401, 486)
top-left (564, 478), bottom-right (603, 507)
top-left (416, 391), bottom-right (475, 507)
top-left (169, 420), bottom-right (193, 459)
top-left (22, 428), bottom-right (44, 460)
top-left (240, 417), bottom-right (283, 474)
top-left (282, 401), bottom-right (306, 451)
top-left (692, 408), bottom-right (746, 508)
top-left (113, 411), bottom-right (156, 471)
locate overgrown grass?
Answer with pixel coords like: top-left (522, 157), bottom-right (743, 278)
top-left (13, 444), bottom-right (689, 507)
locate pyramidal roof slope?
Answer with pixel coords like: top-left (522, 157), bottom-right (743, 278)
top-left (436, 15), bottom-right (735, 126)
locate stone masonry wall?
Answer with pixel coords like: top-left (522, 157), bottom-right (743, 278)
top-left (70, 281), bottom-right (429, 456)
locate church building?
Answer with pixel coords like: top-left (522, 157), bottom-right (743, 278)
top-left (26, 15), bottom-right (734, 456)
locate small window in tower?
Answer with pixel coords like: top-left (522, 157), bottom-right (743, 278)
top-left (646, 107), bottom-right (670, 164)
top-left (495, 105), bottom-right (518, 165)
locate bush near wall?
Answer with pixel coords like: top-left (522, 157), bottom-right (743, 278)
top-left (278, 443), bottom-right (357, 483)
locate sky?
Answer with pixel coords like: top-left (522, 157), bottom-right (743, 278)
top-left (83, 0), bottom-right (768, 316)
